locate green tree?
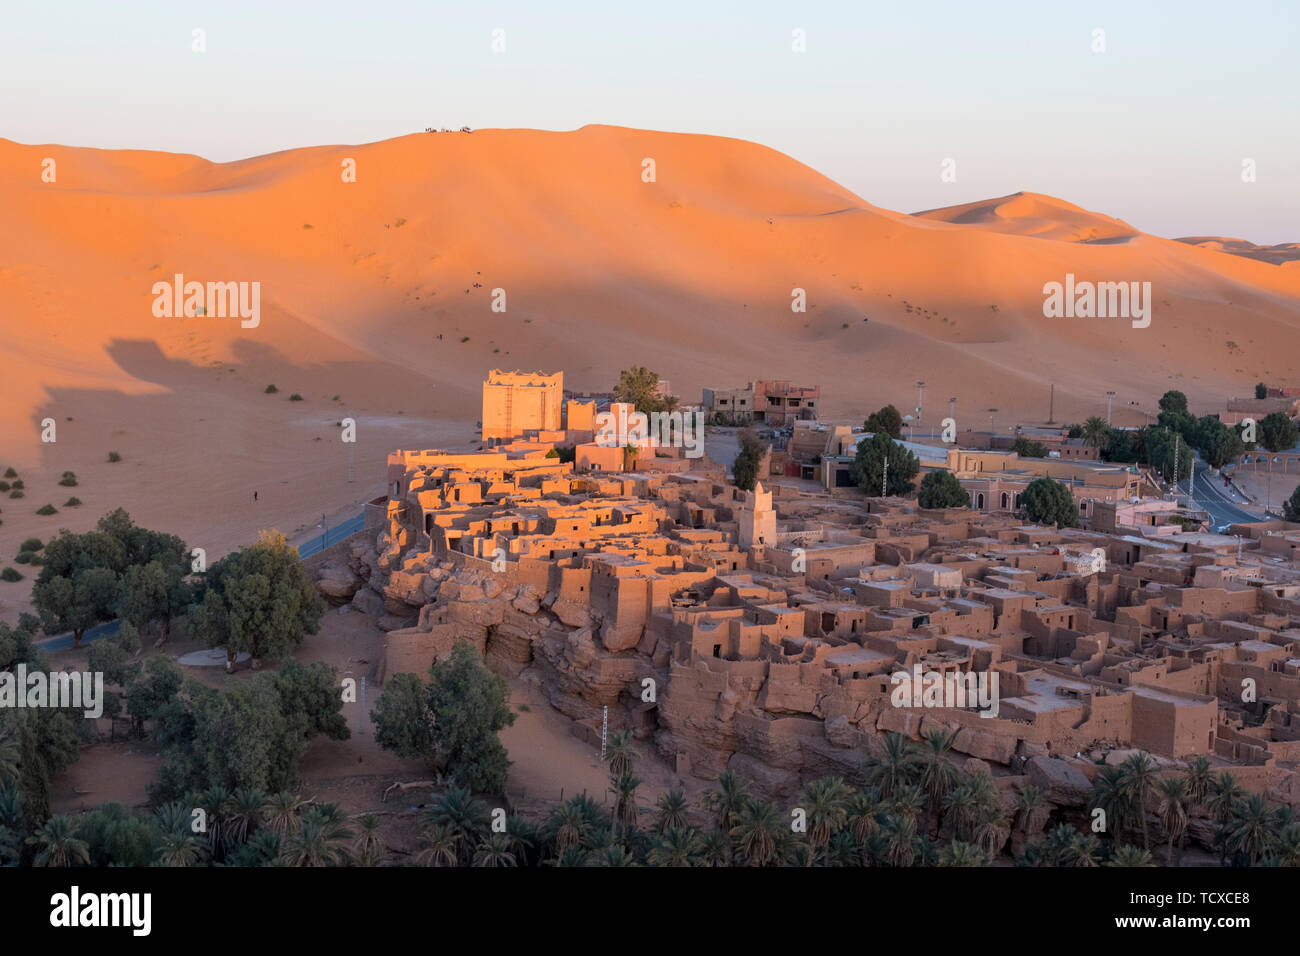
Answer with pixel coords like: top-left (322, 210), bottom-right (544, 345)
top-left (800, 776), bottom-right (852, 865)
top-left (917, 470), bottom-right (969, 509)
top-left (1256, 382), bottom-right (1269, 400)
top-left (732, 428), bottom-right (766, 492)
top-left (1157, 390), bottom-right (1194, 438)
top-left (1011, 437), bottom-right (1047, 458)
top-left (1155, 776), bottom-right (1189, 866)
top-left (1081, 417), bottom-right (1110, 449)
top-left (864, 405), bottom-right (903, 438)
top-left (372, 641), bottom-right (516, 794)
top-left (1191, 415), bottom-right (1244, 469)
top-left (1146, 427), bottom-right (1193, 483)
top-left (1259, 412), bottom-right (1299, 453)
top-left (1104, 427), bottom-right (1136, 463)
top-left (118, 559), bottom-right (192, 645)
top-left (613, 367), bottom-right (672, 414)
top-left (851, 433), bottom-right (919, 497)
top-left (1284, 485), bottom-right (1300, 523)
top-left (730, 799), bottom-right (784, 866)
top-left (80, 802), bottom-right (158, 867)
top-left (27, 814), bottom-right (91, 867)
top-left (193, 530), bottom-right (323, 665)
top-left (1020, 477), bottom-right (1078, 527)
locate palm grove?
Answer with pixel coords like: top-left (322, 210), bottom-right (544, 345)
top-left (2, 510), bottom-right (351, 866)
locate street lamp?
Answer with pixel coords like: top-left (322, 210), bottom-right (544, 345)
top-left (916, 381), bottom-right (925, 424)
top-left (948, 397), bottom-right (957, 422)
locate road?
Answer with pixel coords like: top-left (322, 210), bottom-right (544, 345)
top-left (35, 618), bottom-right (120, 652)
top-left (1177, 459), bottom-right (1259, 532)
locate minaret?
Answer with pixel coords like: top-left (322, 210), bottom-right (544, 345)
top-left (739, 481), bottom-right (776, 550)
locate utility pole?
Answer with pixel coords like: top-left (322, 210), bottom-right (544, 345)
top-left (1106, 391), bottom-right (1116, 426)
top-left (1048, 384), bottom-right (1055, 425)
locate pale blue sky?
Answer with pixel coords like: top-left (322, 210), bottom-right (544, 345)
top-left (3, 0), bottom-right (1296, 242)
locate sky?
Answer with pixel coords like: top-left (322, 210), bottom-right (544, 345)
top-left (3, 0), bottom-right (1297, 243)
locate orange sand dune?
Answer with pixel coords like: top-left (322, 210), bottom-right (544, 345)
top-left (1, 125), bottom-right (1298, 614)
top-left (913, 191), bottom-right (1141, 244)
top-left (1175, 236), bottom-right (1300, 267)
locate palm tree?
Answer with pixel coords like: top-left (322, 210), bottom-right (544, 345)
top-left (504, 815), bottom-right (537, 866)
top-left (223, 787), bottom-right (266, 849)
top-left (942, 784), bottom-right (979, 842)
top-left (825, 831), bottom-right (861, 867)
top-left (199, 785), bottom-right (231, 859)
top-left (647, 826), bottom-right (701, 867)
top-left (1182, 756), bottom-right (1214, 810)
top-left (1090, 765), bottom-right (1136, 845)
top-left (1274, 823), bottom-right (1300, 867)
top-left (973, 805), bottom-right (1011, 862)
top-left (545, 801), bottom-right (590, 855)
top-left (1082, 416), bottom-right (1110, 449)
top-left (938, 841), bottom-right (987, 867)
top-left (0, 719), bottom-right (19, 789)
top-left (891, 784), bottom-right (926, 827)
top-left (1106, 845), bottom-right (1155, 867)
top-left (654, 786), bottom-right (690, 833)
top-left (279, 812), bottom-right (352, 867)
top-left (1206, 772), bottom-right (1245, 864)
top-left (28, 815), bottom-right (90, 867)
top-left (1036, 824), bottom-right (1079, 866)
top-left (860, 732), bottom-right (916, 799)
top-left (881, 813), bottom-right (917, 867)
top-left (846, 790), bottom-right (883, 865)
top-left (1225, 794), bottom-right (1279, 866)
top-left (1155, 776), bottom-right (1189, 866)
top-left (414, 823), bottom-right (459, 867)
top-left (911, 729), bottom-right (961, 832)
top-left (1118, 752), bottom-right (1158, 850)
top-left (800, 776), bottom-right (852, 866)
top-left (352, 813), bottom-right (386, 867)
top-left (612, 770), bottom-right (641, 839)
top-left (1061, 831), bottom-right (1102, 867)
top-left (730, 800), bottom-right (784, 866)
top-left (154, 825), bottom-right (205, 867)
top-left (263, 791), bottom-right (304, 836)
top-left (1012, 784), bottom-right (1050, 838)
top-left (605, 730), bottom-right (639, 779)
top-left (425, 787), bottom-right (488, 864)
top-left (588, 844), bottom-right (638, 866)
top-left (473, 833), bottom-right (517, 867)
top-left (702, 771), bottom-right (750, 862)
top-left (697, 829), bottom-right (730, 867)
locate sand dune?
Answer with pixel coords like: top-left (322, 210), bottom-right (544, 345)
top-left (1, 125), bottom-right (1298, 612)
top-left (1175, 236), bottom-right (1300, 267)
top-left (913, 191), bottom-right (1141, 244)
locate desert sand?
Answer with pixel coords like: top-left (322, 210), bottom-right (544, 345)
top-left (2, 125), bottom-right (1299, 618)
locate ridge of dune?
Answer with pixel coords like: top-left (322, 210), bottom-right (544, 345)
top-left (911, 191), bottom-right (1141, 244)
top-left (1174, 235), bottom-right (1300, 267)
